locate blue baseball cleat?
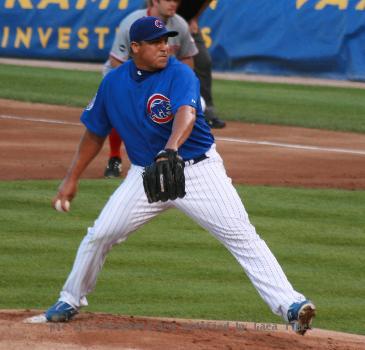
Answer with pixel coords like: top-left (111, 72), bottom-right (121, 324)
top-left (45, 301), bottom-right (78, 322)
top-left (287, 300), bottom-right (316, 335)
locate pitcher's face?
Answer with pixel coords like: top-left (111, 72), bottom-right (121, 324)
top-left (131, 36), bottom-right (169, 71)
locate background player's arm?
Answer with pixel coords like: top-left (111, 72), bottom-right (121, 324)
top-left (53, 130), bottom-right (106, 207)
top-left (179, 56), bottom-right (194, 69)
top-left (105, 18), bottom-right (130, 72)
top-left (164, 105), bottom-right (196, 151)
top-left (109, 55), bottom-right (124, 69)
top-left (192, 0), bottom-right (212, 21)
top-left (189, 0), bottom-right (212, 33)
top-left (175, 17), bottom-right (198, 69)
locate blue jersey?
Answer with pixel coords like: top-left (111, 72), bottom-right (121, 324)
top-left (81, 56), bottom-right (214, 166)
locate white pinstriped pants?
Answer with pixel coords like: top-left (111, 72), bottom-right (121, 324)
top-left (59, 144), bottom-right (305, 320)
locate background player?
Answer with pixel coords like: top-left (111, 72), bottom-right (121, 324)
top-left (45, 16), bottom-right (316, 336)
top-left (178, 0), bottom-right (226, 129)
top-left (103, 0), bottom-right (197, 178)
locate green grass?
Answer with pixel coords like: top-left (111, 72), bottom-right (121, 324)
top-left (215, 79), bottom-right (365, 133)
top-left (1, 64), bottom-right (365, 133)
top-left (0, 179), bottom-right (364, 335)
top-left (0, 64), bottom-right (100, 106)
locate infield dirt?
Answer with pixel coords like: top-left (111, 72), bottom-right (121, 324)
top-left (1, 98), bottom-right (365, 189)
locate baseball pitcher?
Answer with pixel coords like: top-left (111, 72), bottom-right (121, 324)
top-left (45, 17), bottom-right (316, 335)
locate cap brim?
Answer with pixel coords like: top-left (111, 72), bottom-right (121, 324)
top-left (144, 30), bottom-right (179, 42)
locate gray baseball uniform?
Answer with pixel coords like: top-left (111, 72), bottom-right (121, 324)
top-left (103, 9), bottom-right (198, 75)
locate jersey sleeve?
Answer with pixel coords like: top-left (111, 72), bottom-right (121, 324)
top-left (109, 19), bottom-right (130, 63)
top-left (169, 64), bottom-right (202, 115)
top-left (80, 79), bottom-right (112, 138)
top-left (175, 16), bottom-right (198, 59)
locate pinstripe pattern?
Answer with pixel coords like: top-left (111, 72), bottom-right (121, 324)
top-left (174, 145), bottom-right (305, 319)
top-left (59, 144), bottom-right (305, 320)
top-left (60, 165), bottom-right (171, 308)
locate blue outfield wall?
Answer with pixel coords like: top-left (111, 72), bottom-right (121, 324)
top-left (1, 0), bottom-right (365, 81)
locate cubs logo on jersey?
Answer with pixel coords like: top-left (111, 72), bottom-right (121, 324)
top-left (147, 94), bottom-right (174, 124)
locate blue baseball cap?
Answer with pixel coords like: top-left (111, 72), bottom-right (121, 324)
top-left (130, 16), bottom-right (178, 43)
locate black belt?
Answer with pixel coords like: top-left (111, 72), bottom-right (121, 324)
top-left (185, 154), bottom-right (208, 166)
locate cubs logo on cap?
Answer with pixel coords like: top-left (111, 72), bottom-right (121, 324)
top-left (147, 94), bottom-right (174, 124)
top-left (154, 19), bottom-right (164, 29)
top-left (130, 16), bottom-right (179, 42)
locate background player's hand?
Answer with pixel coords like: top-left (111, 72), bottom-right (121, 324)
top-left (189, 18), bottom-right (199, 34)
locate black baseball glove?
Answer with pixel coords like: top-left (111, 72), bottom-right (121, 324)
top-left (142, 149), bottom-right (186, 203)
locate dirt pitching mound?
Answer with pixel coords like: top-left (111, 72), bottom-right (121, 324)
top-left (1, 310), bottom-right (364, 350)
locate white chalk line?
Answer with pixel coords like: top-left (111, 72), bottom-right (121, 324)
top-left (1, 114), bottom-right (365, 156)
top-left (216, 136), bottom-right (365, 156)
top-left (0, 114), bottom-right (80, 126)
